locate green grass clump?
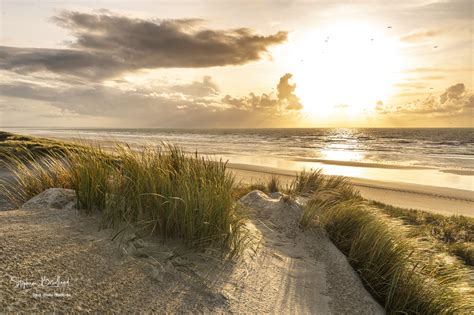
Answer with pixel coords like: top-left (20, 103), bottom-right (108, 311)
top-left (267, 174), bottom-right (280, 193)
top-left (0, 148), bottom-right (73, 207)
top-left (293, 169), bottom-right (361, 227)
top-left (0, 142), bottom-right (247, 255)
top-left (450, 243), bottom-right (474, 266)
top-left (102, 145), bottom-right (246, 253)
top-left (298, 171), bottom-right (474, 314)
top-left (373, 201), bottom-right (474, 266)
top-left (0, 131), bottom-right (73, 159)
top-left (68, 145), bottom-right (116, 214)
top-left (303, 195), bottom-right (472, 313)
top-left (291, 169), bottom-right (358, 200)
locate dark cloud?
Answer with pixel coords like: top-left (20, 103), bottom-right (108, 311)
top-left (0, 11), bottom-right (288, 79)
top-left (0, 46), bottom-right (121, 79)
top-left (376, 83), bottom-right (472, 116)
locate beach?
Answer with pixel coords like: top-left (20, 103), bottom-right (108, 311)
top-left (228, 163), bottom-right (474, 217)
top-left (2, 127), bottom-right (473, 217)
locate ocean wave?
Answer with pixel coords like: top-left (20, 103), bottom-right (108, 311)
top-left (391, 139), bottom-right (413, 144)
top-left (429, 141), bottom-right (461, 146)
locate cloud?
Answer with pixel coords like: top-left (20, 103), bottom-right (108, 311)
top-left (221, 73), bottom-right (303, 112)
top-left (0, 10), bottom-right (288, 79)
top-left (277, 73), bottom-right (303, 110)
top-left (439, 83), bottom-right (465, 104)
top-left (414, 1), bottom-right (473, 20)
top-left (0, 46), bottom-right (121, 79)
top-left (405, 67), bottom-right (473, 73)
top-left (170, 76), bottom-right (220, 97)
top-left (376, 83), bottom-right (472, 116)
top-left (400, 29), bottom-right (443, 42)
top-left (0, 73), bottom-right (303, 127)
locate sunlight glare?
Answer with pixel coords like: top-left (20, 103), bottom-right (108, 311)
top-left (287, 21), bottom-right (404, 117)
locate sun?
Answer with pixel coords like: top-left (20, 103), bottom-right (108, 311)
top-left (286, 21), bottom-right (403, 117)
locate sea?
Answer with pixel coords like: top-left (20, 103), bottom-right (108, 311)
top-left (4, 128), bottom-right (474, 191)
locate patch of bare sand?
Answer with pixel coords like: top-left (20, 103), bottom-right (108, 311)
top-left (0, 207), bottom-right (230, 312)
top-left (225, 191), bottom-right (383, 314)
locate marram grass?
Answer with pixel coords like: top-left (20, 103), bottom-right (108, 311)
top-left (2, 142), bottom-right (472, 312)
top-left (0, 147), bottom-right (73, 206)
top-left (0, 143), bottom-right (247, 256)
top-left (297, 170), bottom-right (472, 314)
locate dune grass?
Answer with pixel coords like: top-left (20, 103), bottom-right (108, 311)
top-left (0, 149), bottom-right (73, 207)
top-left (0, 131), bottom-right (73, 159)
top-left (297, 170), bottom-right (472, 314)
top-left (373, 201), bottom-right (474, 266)
top-left (290, 169), bottom-right (359, 199)
top-left (0, 142), bottom-right (247, 256)
top-left (267, 174), bottom-right (280, 193)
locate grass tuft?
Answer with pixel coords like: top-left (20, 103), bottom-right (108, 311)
top-left (303, 192), bottom-right (472, 313)
top-left (0, 142), bottom-right (247, 256)
top-left (373, 201), bottom-right (474, 266)
top-left (0, 147), bottom-right (72, 207)
top-left (267, 174), bottom-right (280, 193)
top-left (291, 169), bottom-right (358, 200)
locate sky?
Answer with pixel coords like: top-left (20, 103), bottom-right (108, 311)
top-left (0, 0), bottom-right (472, 128)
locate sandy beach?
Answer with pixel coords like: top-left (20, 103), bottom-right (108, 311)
top-left (228, 163), bottom-right (474, 218)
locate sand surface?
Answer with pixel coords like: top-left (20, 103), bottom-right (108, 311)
top-left (228, 163), bottom-right (474, 217)
top-left (0, 191), bottom-right (382, 313)
top-left (291, 158), bottom-right (432, 170)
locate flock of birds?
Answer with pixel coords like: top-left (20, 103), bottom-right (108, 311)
top-left (299, 25), bottom-right (439, 92)
top-left (301, 25), bottom-right (439, 63)
top-left (318, 25), bottom-right (438, 48)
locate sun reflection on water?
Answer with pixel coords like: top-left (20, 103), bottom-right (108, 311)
top-left (320, 128), bottom-right (365, 162)
top-left (320, 149), bottom-right (364, 162)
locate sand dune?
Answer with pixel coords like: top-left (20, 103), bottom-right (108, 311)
top-left (0, 189), bottom-right (382, 313)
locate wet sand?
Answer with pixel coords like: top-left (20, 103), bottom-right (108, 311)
top-left (291, 157), bottom-right (432, 170)
top-left (228, 163), bottom-right (474, 218)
